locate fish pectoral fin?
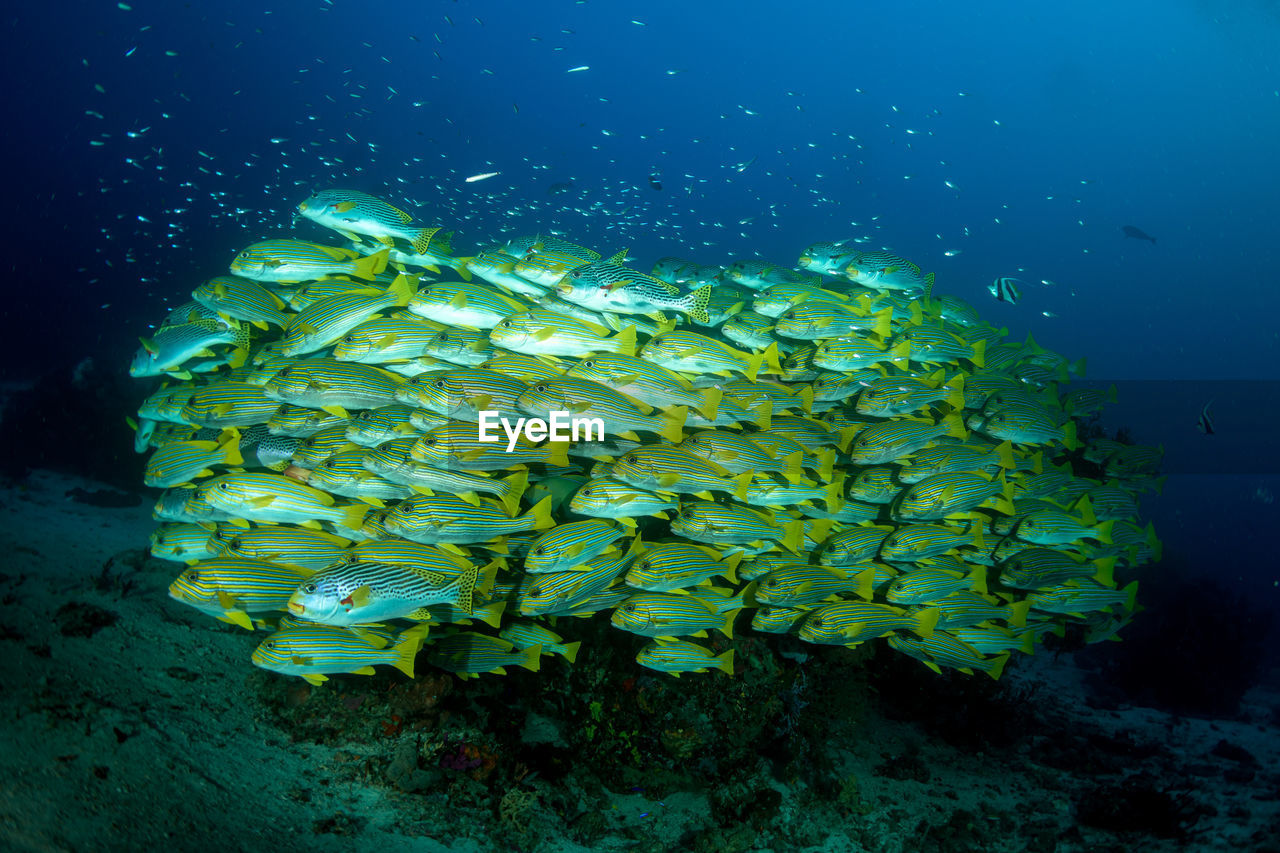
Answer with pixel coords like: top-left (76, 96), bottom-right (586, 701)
top-left (342, 584), bottom-right (374, 609)
top-left (350, 666), bottom-right (377, 676)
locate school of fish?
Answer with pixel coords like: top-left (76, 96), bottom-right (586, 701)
top-left (130, 189), bottom-right (1162, 685)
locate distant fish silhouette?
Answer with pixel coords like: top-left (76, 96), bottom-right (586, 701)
top-left (648, 171), bottom-right (663, 191)
top-left (547, 182), bottom-right (574, 196)
top-left (1197, 400), bottom-right (1215, 435)
top-left (1121, 225), bottom-right (1156, 244)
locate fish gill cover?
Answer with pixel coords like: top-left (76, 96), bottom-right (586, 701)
top-left (130, 189), bottom-right (1163, 686)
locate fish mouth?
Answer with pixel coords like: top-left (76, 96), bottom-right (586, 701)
top-left (287, 600), bottom-right (305, 615)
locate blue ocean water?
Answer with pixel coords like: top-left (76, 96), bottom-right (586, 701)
top-left (8, 0), bottom-right (1274, 596)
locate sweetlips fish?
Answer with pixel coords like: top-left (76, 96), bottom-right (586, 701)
top-left (130, 318), bottom-right (251, 378)
top-left (887, 632), bottom-right (1009, 679)
top-left (425, 632), bottom-right (541, 678)
top-left (230, 238), bottom-right (390, 283)
top-left (558, 261), bottom-right (713, 323)
top-left (489, 308), bottom-right (637, 357)
top-left (297, 189), bottom-right (442, 253)
top-left (251, 622), bottom-right (429, 685)
top-left (287, 557), bottom-right (493, 624)
top-left (143, 429), bottom-right (244, 489)
top-left (168, 556), bottom-right (313, 630)
top-left (636, 639), bottom-right (734, 676)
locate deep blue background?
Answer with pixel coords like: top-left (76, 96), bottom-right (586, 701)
top-left (3, 1), bottom-right (1277, 601)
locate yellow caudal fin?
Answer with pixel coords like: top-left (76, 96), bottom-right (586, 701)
top-left (685, 284), bottom-right (713, 325)
top-left (752, 401), bottom-right (773, 432)
top-left (854, 566), bottom-right (876, 601)
top-left (544, 440), bottom-right (571, 467)
top-left (560, 640), bottom-right (582, 664)
top-left (387, 273), bottom-right (416, 307)
top-left (913, 607), bottom-right (941, 638)
top-left (731, 472), bottom-right (753, 501)
top-left (1093, 556), bottom-right (1117, 588)
top-left (824, 480), bottom-right (844, 513)
top-left (452, 258), bottom-right (474, 280)
top-left (942, 413), bottom-right (968, 440)
top-left (780, 520), bottom-right (804, 554)
top-left (995, 440), bottom-right (1016, 470)
top-left (453, 562), bottom-right (480, 614)
top-left (499, 469), bottom-right (530, 515)
top-left (716, 649), bottom-right (735, 675)
top-left (354, 248), bottom-right (391, 280)
top-left (611, 325), bottom-right (637, 356)
top-left (391, 623), bottom-right (431, 678)
top-left (526, 495), bottom-right (555, 529)
top-left (923, 271), bottom-right (936, 302)
top-left (795, 384), bottom-right (815, 414)
top-left (871, 307), bottom-right (893, 339)
top-left (944, 374), bottom-right (966, 410)
top-left (340, 503), bottom-right (371, 531)
top-left (986, 652), bottom-right (1010, 681)
top-left (1007, 600), bottom-right (1031, 628)
top-left (219, 428), bottom-right (244, 467)
top-left (969, 338), bottom-right (987, 369)
top-left (410, 227), bottom-right (439, 255)
top-left (659, 406), bottom-right (688, 444)
top-left (697, 386), bottom-right (722, 421)
top-left (719, 609), bottom-right (739, 640)
top-left (1093, 519), bottom-right (1115, 546)
top-left (519, 645), bottom-right (543, 672)
top-left (1060, 419), bottom-right (1080, 451)
top-left (968, 562), bottom-right (988, 596)
top-left (780, 451), bottom-right (805, 485)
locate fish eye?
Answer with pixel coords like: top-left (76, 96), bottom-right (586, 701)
top-left (187, 571), bottom-right (199, 582)
top-left (300, 582), bottom-right (316, 594)
top-left (812, 617), bottom-right (824, 627)
top-left (434, 380), bottom-right (447, 389)
top-left (536, 384), bottom-right (548, 393)
top-left (623, 604), bottom-right (636, 613)
top-left (581, 360), bottom-right (593, 368)
top-left (500, 320), bottom-right (511, 328)
top-left (581, 488), bottom-right (593, 496)
top-left (533, 547), bottom-right (544, 555)
top-left (264, 641), bottom-right (276, 649)
top-left (438, 332), bottom-right (450, 341)
top-left (217, 483), bottom-right (229, 490)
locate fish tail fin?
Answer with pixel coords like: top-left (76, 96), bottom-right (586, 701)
top-left (719, 610), bottom-right (738, 640)
top-left (969, 562), bottom-right (988, 595)
top-left (686, 284), bottom-right (713, 324)
top-left (453, 562), bottom-right (480, 615)
top-left (995, 440), bottom-right (1016, 470)
top-left (476, 558), bottom-right (502, 596)
top-left (410, 227), bottom-right (438, 255)
top-left (452, 258), bottom-right (474, 280)
top-left (544, 440), bottom-right (571, 468)
top-left (1008, 600), bottom-right (1031, 628)
top-left (611, 325), bottom-right (637, 356)
top-left (392, 623), bottom-right (431, 678)
top-left (913, 607), bottom-right (941, 638)
top-left (969, 338), bottom-right (987, 369)
top-left (697, 387), bottom-right (722, 421)
top-left (923, 271), bottom-right (935, 302)
top-left (499, 469), bottom-right (530, 515)
top-left (942, 413), bottom-right (968, 440)
top-left (388, 273), bottom-right (416, 307)
top-left (341, 503), bottom-right (371, 531)
top-left (751, 401), bottom-right (773, 432)
top-left (1060, 419), bottom-right (1080, 451)
top-left (1094, 556), bottom-right (1117, 588)
top-left (890, 340), bottom-right (913, 368)
top-left (660, 406), bottom-right (688, 444)
top-left (987, 652), bottom-right (1010, 681)
top-left (520, 645), bottom-right (543, 672)
top-left (716, 649), bottom-right (735, 675)
top-left (560, 640), bottom-right (582, 664)
top-left (855, 566), bottom-right (876, 601)
top-left (354, 248), bottom-right (391, 280)
top-left (781, 521), bottom-right (804, 554)
top-left (527, 495), bottom-right (555, 530)
top-left (732, 472), bottom-right (753, 501)
top-left (781, 451), bottom-right (805, 485)
top-left (817, 448), bottom-right (836, 482)
top-left (796, 384), bottom-right (815, 415)
top-left (219, 428), bottom-right (244, 467)
top-left (872, 307), bottom-right (893, 339)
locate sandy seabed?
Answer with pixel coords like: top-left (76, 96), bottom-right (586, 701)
top-left (1, 469), bottom-right (1277, 853)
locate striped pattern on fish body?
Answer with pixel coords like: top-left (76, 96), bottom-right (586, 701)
top-left (153, 488), bottom-right (236, 523)
top-left (1027, 579), bottom-right (1139, 616)
top-left (198, 471), bottom-right (370, 529)
top-left (797, 240), bottom-right (860, 275)
top-left (230, 239), bottom-right (389, 283)
top-left (1062, 385), bottom-right (1118, 418)
top-left (753, 564), bottom-right (875, 607)
top-left (841, 252), bottom-right (933, 294)
top-left (743, 477), bottom-right (843, 511)
top-left (813, 337), bottom-right (909, 372)
top-left (307, 451), bottom-right (413, 502)
top-left (285, 278), bottom-right (381, 311)
top-left (297, 189), bottom-right (439, 253)
top-left (885, 562), bottom-right (988, 605)
top-left (1074, 486), bottom-right (1139, 522)
top-left (489, 308), bottom-right (637, 357)
top-left (181, 381), bottom-right (281, 428)
top-left (267, 403), bottom-right (347, 438)
top-left (624, 543), bottom-right (740, 592)
top-left (130, 318), bottom-right (250, 378)
top-left (252, 623), bottom-right (427, 685)
top-left (418, 328), bottom-right (496, 366)
top-left (378, 493), bottom-right (553, 544)
top-left (344, 405), bottom-right (421, 447)
top-left (279, 274), bottom-right (414, 357)
top-left (150, 523), bottom-right (220, 563)
top-left (811, 371), bottom-right (878, 404)
top-left (193, 276), bottom-right (289, 329)
top-left (1014, 507), bottom-right (1114, 546)
top-left (287, 558), bottom-right (485, 625)
top-left (364, 236), bottom-right (463, 276)
top-left (845, 467), bottom-right (902, 505)
top-left (915, 592), bottom-right (1027, 631)
top-left (565, 354), bottom-right (723, 419)
top-left (775, 301), bottom-right (892, 340)
top-left (746, 432), bottom-right (835, 482)
top-left (462, 249), bottom-right (546, 293)
top-left (1102, 445), bottom-right (1163, 479)
top-left (409, 421), bottom-right (569, 470)
top-left (879, 523), bottom-right (985, 562)
top-left (524, 520), bottom-right (627, 573)
top-left (517, 553), bottom-right (630, 616)
top-left (898, 442), bottom-right (1017, 484)
top-left (721, 311), bottom-right (779, 351)
top-left (289, 424), bottom-right (358, 468)
top-left (481, 352), bottom-right (566, 384)
top-left (425, 632), bottom-right (541, 678)
top-left (948, 625), bottom-right (1035, 655)
top-left (892, 471), bottom-right (1014, 521)
top-left (797, 600), bottom-right (939, 646)
top-left (854, 374), bottom-right (963, 418)
top-left (499, 621), bottom-right (581, 662)
top-left (169, 557), bottom-right (313, 629)
top-left (263, 359), bottom-right (407, 413)
top-left (331, 316), bottom-right (442, 363)
top-left (513, 250), bottom-right (597, 287)
top-left (559, 262), bottom-right (713, 323)
top-left (402, 368), bottom-right (529, 423)
top-left (139, 385), bottom-right (200, 423)
top-left (752, 282), bottom-right (854, 318)
top-left (637, 640), bottom-right (734, 676)
top-left (568, 479), bottom-right (676, 522)
top-left (723, 260), bottom-right (821, 291)
top-left (362, 441), bottom-right (528, 513)
top-left (610, 591), bottom-right (738, 639)
top-left (670, 501), bottom-right (804, 553)
top-left (407, 280), bottom-right (531, 329)
top-left (611, 446), bottom-right (752, 500)
top-left (750, 606), bottom-right (812, 633)
top-left (848, 414), bottom-right (968, 465)
top-left (887, 632), bottom-right (1009, 679)
top-left (900, 325), bottom-right (986, 368)
top-left (679, 431), bottom-right (804, 482)
top-left (640, 331), bottom-right (780, 382)
top-left (797, 498), bottom-right (880, 524)
top-left (998, 548), bottom-right (1111, 590)
top-left (207, 526), bottom-right (351, 571)
top-left (409, 599), bottom-right (508, 629)
top-left (526, 235), bottom-right (606, 262)
top-left (144, 429), bottom-right (244, 488)
top-left (714, 379), bottom-right (809, 415)
top-left (159, 300), bottom-right (233, 330)
top-left (818, 525), bottom-right (895, 566)
top-left (516, 379), bottom-right (686, 443)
